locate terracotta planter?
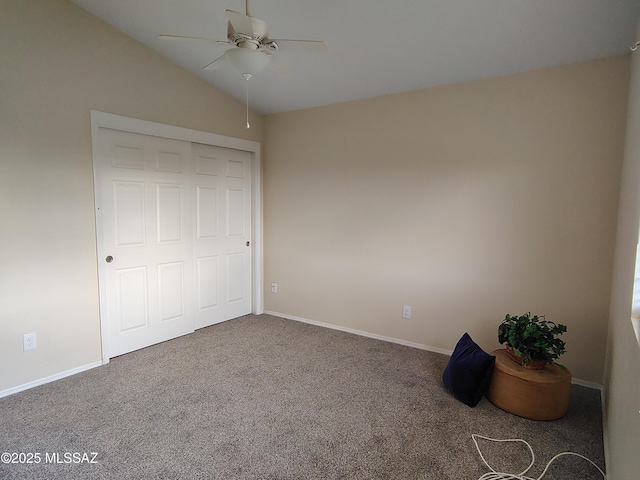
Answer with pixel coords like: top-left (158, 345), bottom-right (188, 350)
top-left (488, 349), bottom-right (571, 420)
top-left (505, 345), bottom-right (547, 370)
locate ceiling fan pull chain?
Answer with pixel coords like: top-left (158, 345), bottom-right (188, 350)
top-left (243, 73), bottom-right (252, 129)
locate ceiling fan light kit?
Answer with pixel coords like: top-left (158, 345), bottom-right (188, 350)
top-left (226, 47), bottom-right (270, 75)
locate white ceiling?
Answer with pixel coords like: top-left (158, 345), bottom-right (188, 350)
top-left (70, 0), bottom-right (640, 115)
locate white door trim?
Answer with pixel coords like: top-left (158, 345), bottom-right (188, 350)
top-left (91, 110), bottom-right (263, 364)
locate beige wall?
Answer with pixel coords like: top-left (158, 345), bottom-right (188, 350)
top-left (604, 20), bottom-right (640, 479)
top-left (0, 0), bottom-right (264, 392)
top-left (1, 0), bottom-right (636, 471)
top-left (264, 56), bottom-right (629, 385)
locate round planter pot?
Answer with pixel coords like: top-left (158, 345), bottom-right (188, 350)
top-left (505, 345), bottom-right (547, 370)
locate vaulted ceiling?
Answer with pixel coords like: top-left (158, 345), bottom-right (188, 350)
top-left (71, 0), bottom-right (640, 114)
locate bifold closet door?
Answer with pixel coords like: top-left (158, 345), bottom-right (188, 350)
top-left (95, 129), bottom-right (253, 357)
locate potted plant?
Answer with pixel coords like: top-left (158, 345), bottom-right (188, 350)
top-left (497, 312), bottom-right (567, 369)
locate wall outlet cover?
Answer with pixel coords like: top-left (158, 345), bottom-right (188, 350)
top-left (23, 333), bottom-right (37, 351)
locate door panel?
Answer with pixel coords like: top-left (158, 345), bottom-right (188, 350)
top-left (158, 261), bottom-right (185, 322)
top-left (156, 184), bottom-right (183, 243)
top-left (197, 256), bottom-right (219, 310)
top-left (226, 253), bottom-right (245, 302)
top-left (156, 150), bottom-right (183, 173)
top-left (195, 151), bottom-right (219, 176)
top-left (196, 186), bottom-right (218, 239)
top-left (226, 159), bottom-right (245, 178)
top-left (113, 181), bottom-right (146, 247)
top-left (226, 188), bottom-right (245, 236)
top-left (112, 144), bottom-right (144, 170)
top-left (98, 128), bottom-right (194, 357)
top-left (116, 266), bottom-right (148, 332)
top-left (192, 143), bottom-right (252, 329)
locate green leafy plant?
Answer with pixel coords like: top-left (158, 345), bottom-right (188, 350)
top-left (497, 312), bottom-right (567, 366)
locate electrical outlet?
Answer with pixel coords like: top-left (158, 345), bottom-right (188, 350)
top-left (23, 333), bottom-right (37, 351)
top-left (271, 283), bottom-right (278, 294)
top-left (402, 306), bottom-right (412, 319)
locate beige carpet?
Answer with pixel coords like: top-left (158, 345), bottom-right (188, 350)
top-left (0, 314), bottom-right (605, 479)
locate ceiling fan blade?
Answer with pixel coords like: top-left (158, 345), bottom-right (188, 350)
top-left (159, 34), bottom-right (228, 44)
top-left (269, 39), bottom-right (328, 53)
top-left (226, 10), bottom-right (254, 35)
top-left (226, 9), bottom-right (268, 39)
top-left (203, 54), bottom-right (227, 70)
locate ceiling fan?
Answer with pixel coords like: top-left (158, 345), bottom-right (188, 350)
top-left (159, 0), bottom-right (328, 77)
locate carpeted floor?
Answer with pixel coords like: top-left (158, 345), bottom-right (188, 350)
top-left (0, 314), bottom-right (605, 479)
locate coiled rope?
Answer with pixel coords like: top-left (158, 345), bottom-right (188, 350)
top-left (472, 434), bottom-right (606, 480)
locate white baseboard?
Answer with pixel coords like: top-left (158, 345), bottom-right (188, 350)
top-left (571, 377), bottom-right (603, 390)
top-left (0, 361), bottom-right (103, 399)
top-left (263, 310), bottom-right (603, 390)
top-left (264, 310), bottom-right (453, 356)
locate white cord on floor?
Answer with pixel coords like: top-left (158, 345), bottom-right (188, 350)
top-left (472, 434), bottom-right (606, 480)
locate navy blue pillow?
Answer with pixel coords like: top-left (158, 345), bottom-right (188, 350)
top-left (442, 333), bottom-right (495, 407)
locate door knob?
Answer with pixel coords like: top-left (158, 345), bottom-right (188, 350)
top-left (246, 241), bottom-right (250, 246)
top-left (105, 255), bottom-right (114, 263)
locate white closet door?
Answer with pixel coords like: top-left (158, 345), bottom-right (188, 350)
top-left (192, 143), bottom-right (252, 329)
top-left (97, 128), bottom-right (194, 357)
